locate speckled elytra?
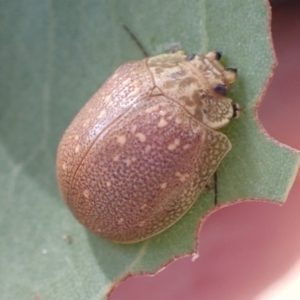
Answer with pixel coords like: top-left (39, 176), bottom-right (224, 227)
top-left (56, 50), bottom-right (240, 243)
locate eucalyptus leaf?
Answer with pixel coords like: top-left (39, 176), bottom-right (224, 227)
top-left (0, 0), bottom-right (299, 299)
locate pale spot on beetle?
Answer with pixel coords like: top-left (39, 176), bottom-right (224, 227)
top-left (117, 218), bottom-right (124, 224)
top-left (83, 189), bottom-right (90, 199)
top-left (74, 135), bottom-right (79, 141)
top-left (97, 109), bottom-right (106, 119)
top-left (145, 145), bottom-right (151, 153)
top-left (75, 145), bottom-right (80, 153)
top-left (159, 110), bottom-right (167, 116)
top-left (104, 95), bottom-right (111, 104)
top-left (183, 144), bottom-right (191, 150)
top-left (124, 156), bottom-right (136, 165)
top-left (116, 135), bottom-right (127, 146)
top-left (135, 132), bottom-right (146, 142)
top-left (138, 220), bottom-right (146, 227)
top-left (122, 78), bottom-right (132, 86)
top-left (113, 154), bottom-right (120, 162)
top-left (140, 204), bottom-right (147, 210)
top-left (175, 172), bottom-right (190, 182)
top-left (106, 181), bottom-right (111, 188)
top-left (131, 124), bottom-right (137, 133)
top-left (124, 158), bottom-right (131, 166)
top-left (157, 117), bottom-right (168, 128)
top-left (145, 105), bottom-right (159, 114)
top-left (62, 162), bottom-right (67, 171)
top-left (168, 138), bottom-right (180, 151)
top-left (83, 120), bottom-right (90, 128)
top-left (160, 182), bottom-right (167, 189)
top-left (175, 117), bottom-right (182, 124)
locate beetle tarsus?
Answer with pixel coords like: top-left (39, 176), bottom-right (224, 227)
top-left (232, 103), bottom-right (244, 119)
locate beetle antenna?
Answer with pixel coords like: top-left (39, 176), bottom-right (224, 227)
top-left (122, 24), bottom-right (149, 57)
top-left (214, 172), bottom-right (218, 205)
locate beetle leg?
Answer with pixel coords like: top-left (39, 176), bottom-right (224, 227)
top-left (214, 172), bottom-right (218, 205)
top-left (204, 173), bottom-right (218, 205)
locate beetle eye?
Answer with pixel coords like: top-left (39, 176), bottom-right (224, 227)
top-left (186, 54), bottom-right (196, 61)
top-left (214, 84), bottom-right (228, 95)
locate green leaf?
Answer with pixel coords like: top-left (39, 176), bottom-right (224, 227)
top-left (0, 0), bottom-right (299, 299)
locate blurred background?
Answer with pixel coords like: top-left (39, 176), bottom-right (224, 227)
top-left (111, 2), bottom-right (300, 300)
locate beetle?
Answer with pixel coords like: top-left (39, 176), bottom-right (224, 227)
top-left (56, 50), bottom-right (239, 243)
